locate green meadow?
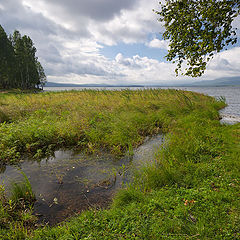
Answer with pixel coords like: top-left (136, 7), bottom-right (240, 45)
top-left (0, 89), bottom-right (239, 239)
top-left (0, 89), bottom-right (217, 162)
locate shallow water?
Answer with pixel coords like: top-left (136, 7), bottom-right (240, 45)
top-left (0, 134), bottom-right (164, 225)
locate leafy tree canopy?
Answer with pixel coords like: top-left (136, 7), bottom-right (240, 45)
top-left (155, 0), bottom-right (240, 77)
top-left (0, 25), bottom-right (46, 90)
top-left (0, 25), bottom-right (15, 88)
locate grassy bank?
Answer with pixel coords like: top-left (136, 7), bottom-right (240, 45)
top-left (1, 89), bottom-right (239, 239)
top-left (0, 89), bottom-right (219, 163)
top-left (30, 109), bottom-right (240, 239)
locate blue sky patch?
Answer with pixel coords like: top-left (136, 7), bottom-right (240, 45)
top-left (100, 42), bottom-right (168, 61)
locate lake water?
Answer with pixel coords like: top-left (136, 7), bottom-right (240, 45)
top-left (44, 86), bottom-right (240, 124)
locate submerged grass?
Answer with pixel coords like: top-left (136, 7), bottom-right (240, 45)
top-left (1, 89), bottom-right (239, 239)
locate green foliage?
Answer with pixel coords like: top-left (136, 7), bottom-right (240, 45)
top-left (0, 25), bottom-right (46, 90)
top-left (112, 187), bottom-right (145, 208)
top-left (155, 0), bottom-right (240, 77)
top-left (0, 25), bottom-right (15, 88)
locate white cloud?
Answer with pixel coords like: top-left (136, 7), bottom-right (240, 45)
top-left (147, 39), bottom-right (169, 50)
top-left (112, 53), bottom-right (180, 84)
top-left (22, 0), bottom-right (161, 45)
top-left (0, 3), bottom-right (4, 10)
top-left (0, 0), bottom-right (239, 85)
top-left (92, 0), bottom-right (162, 45)
top-left (232, 15), bottom-right (240, 30)
top-left (203, 47), bottom-right (240, 79)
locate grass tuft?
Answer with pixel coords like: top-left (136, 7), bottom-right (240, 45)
top-left (10, 171), bottom-right (36, 208)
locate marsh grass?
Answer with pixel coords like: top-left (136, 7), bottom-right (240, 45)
top-left (10, 171), bottom-right (36, 207)
top-left (0, 173), bottom-right (36, 239)
top-left (1, 89), bottom-right (238, 239)
top-left (29, 122), bottom-right (240, 240)
top-left (0, 89), bottom-right (224, 163)
top-left (29, 97), bottom-right (240, 240)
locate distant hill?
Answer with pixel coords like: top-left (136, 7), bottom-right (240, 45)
top-left (44, 82), bottom-right (144, 88)
top-left (189, 76), bottom-right (240, 86)
top-left (144, 76), bottom-right (240, 87)
top-left (44, 76), bottom-right (240, 88)
top-left (45, 82), bottom-right (107, 87)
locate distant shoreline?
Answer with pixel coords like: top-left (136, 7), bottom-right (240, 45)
top-left (45, 76), bottom-right (240, 88)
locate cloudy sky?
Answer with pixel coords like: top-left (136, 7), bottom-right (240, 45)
top-left (1, 0), bottom-right (240, 85)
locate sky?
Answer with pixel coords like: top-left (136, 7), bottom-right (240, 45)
top-left (0, 0), bottom-right (240, 85)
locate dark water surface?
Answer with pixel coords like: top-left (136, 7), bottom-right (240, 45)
top-left (0, 135), bottom-right (164, 225)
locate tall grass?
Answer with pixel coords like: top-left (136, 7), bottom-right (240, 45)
top-left (2, 89), bottom-right (238, 239)
top-left (29, 95), bottom-right (240, 239)
top-left (0, 172), bottom-right (36, 239)
top-left (10, 171), bottom-right (36, 207)
top-left (0, 89), bottom-right (225, 163)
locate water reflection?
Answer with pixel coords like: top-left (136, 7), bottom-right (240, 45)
top-left (0, 134), bottom-right (164, 225)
